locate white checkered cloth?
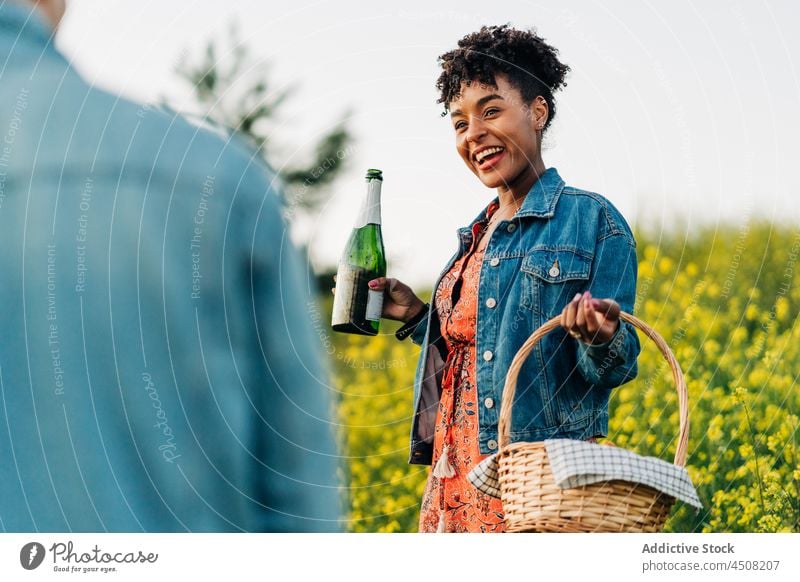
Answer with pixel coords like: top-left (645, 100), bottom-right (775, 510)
top-left (467, 438), bottom-right (702, 509)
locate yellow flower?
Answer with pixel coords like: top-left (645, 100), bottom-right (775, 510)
top-left (658, 257), bottom-right (675, 276)
top-left (775, 297), bottom-right (790, 322)
top-left (733, 385), bottom-right (748, 404)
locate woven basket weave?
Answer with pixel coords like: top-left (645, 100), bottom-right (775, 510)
top-left (497, 312), bottom-right (689, 533)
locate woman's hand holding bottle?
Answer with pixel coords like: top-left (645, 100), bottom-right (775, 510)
top-left (367, 277), bottom-right (426, 323)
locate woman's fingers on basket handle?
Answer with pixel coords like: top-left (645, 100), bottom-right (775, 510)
top-left (562, 292), bottom-right (621, 344)
top-left (590, 296), bottom-right (621, 320)
top-left (583, 293), bottom-right (621, 344)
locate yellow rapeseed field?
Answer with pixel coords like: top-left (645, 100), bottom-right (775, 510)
top-left (324, 223), bottom-right (799, 532)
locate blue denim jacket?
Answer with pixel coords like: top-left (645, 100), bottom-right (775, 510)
top-left (0, 5), bottom-right (339, 531)
top-left (408, 168), bottom-right (640, 465)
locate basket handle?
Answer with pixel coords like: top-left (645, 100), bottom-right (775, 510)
top-left (497, 312), bottom-right (689, 467)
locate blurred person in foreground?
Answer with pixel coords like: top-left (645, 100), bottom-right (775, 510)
top-left (0, 0), bottom-right (340, 532)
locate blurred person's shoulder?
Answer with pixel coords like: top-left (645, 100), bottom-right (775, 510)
top-left (31, 60), bottom-right (281, 208)
top-left (96, 91), bottom-right (279, 205)
top-left (135, 104), bottom-right (280, 197)
top-left (11, 43), bottom-right (285, 238)
top-left (1, 12), bottom-right (278, 203)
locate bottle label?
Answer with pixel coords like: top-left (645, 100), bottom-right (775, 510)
top-left (354, 180), bottom-right (382, 228)
top-left (365, 289), bottom-right (383, 322)
top-left (331, 268), bottom-right (355, 325)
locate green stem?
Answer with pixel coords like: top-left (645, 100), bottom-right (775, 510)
top-left (791, 418), bottom-right (800, 532)
top-left (742, 402), bottom-right (766, 515)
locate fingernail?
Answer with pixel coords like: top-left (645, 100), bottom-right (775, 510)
top-left (573, 293), bottom-right (581, 301)
top-left (368, 280), bottom-right (377, 288)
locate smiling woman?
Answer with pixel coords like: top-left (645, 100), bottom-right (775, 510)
top-left (362, 25), bottom-right (642, 533)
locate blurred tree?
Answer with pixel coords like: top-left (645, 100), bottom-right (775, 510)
top-left (175, 23), bottom-right (353, 222)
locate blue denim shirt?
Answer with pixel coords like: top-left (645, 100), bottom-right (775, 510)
top-left (0, 5), bottom-right (340, 532)
top-left (408, 168), bottom-right (640, 465)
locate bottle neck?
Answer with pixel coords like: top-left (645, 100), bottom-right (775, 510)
top-left (354, 178), bottom-right (382, 228)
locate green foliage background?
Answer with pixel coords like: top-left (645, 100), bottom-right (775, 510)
top-left (324, 224), bottom-right (800, 532)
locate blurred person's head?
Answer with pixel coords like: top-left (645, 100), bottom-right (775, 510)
top-left (12, 0), bottom-right (66, 29)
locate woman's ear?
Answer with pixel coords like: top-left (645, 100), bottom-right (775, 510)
top-left (532, 96), bottom-right (549, 131)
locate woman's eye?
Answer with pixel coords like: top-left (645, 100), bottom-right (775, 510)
top-left (484, 107), bottom-right (499, 117)
top-left (454, 121), bottom-right (467, 131)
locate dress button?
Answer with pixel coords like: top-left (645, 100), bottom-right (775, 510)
top-left (483, 350), bottom-right (493, 361)
top-left (489, 257), bottom-right (500, 267)
top-left (487, 439), bottom-right (498, 450)
top-left (484, 397), bottom-right (494, 409)
top-left (506, 223), bottom-right (517, 233)
top-left (486, 297), bottom-right (497, 308)
top-left (549, 264), bottom-right (560, 278)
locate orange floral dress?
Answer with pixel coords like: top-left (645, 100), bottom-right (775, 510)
top-left (418, 201), bottom-right (506, 533)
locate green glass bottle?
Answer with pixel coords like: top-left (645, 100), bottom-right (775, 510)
top-left (332, 169), bottom-right (387, 336)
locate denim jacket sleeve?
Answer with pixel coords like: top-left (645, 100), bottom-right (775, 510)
top-left (575, 230), bottom-right (641, 389)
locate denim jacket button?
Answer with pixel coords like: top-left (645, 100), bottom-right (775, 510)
top-left (484, 397), bottom-right (494, 409)
top-left (482, 350), bottom-right (493, 361)
top-left (485, 297), bottom-right (497, 309)
top-left (506, 223), bottom-right (517, 233)
top-left (489, 257), bottom-right (500, 267)
top-left (487, 439), bottom-right (498, 450)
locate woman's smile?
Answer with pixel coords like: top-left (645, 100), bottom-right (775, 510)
top-left (474, 146), bottom-right (506, 170)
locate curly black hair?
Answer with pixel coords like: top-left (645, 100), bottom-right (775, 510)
top-left (436, 25), bottom-right (570, 130)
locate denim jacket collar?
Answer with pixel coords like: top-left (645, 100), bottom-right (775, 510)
top-left (460, 167), bottom-right (566, 242)
top-left (515, 167), bottom-right (566, 219)
top-left (0, 2), bottom-right (57, 50)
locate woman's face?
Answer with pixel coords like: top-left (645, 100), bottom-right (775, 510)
top-left (449, 74), bottom-right (546, 192)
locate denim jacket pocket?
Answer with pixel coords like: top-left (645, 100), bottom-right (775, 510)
top-left (520, 248), bottom-right (593, 315)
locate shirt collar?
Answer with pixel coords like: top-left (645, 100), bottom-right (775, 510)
top-left (0, 2), bottom-right (57, 50)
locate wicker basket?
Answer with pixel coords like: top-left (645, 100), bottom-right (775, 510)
top-left (497, 312), bottom-right (689, 533)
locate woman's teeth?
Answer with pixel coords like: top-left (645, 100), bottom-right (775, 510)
top-left (475, 146), bottom-right (504, 163)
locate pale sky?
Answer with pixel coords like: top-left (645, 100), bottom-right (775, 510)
top-left (56, 0), bottom-right (800, 287)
